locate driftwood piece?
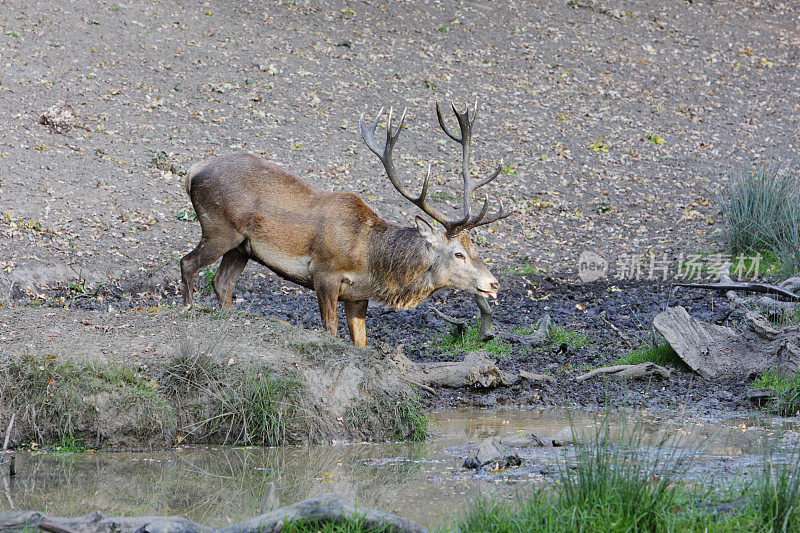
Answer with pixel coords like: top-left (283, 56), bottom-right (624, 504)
top-left (575, 362), bottom-right (671, 383)
top-left (0, 494), bottom-right (427, 533)
top-left (499, 314), bottom-right (551, 347)
top-left (474, 295), bottom-right (496, 341)
top-left (0, 510), bottom-right (212, 533)
top-left (519, 370), bottom-right (556, 385)
top-left (676, 281), bottom-right (800, 301)
top-left (218, 493), bottom-right (426, 533)
top-left (392, 350), bottom-right (516, 389)
top-left (654, 306), bottom-right (800, 378)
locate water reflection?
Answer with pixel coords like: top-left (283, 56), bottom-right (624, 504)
top-left (2, 408), bottom-right (797, 529)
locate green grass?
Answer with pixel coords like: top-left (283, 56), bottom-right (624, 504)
top-left (226, 371), bottom-right (302, 446)
top-left (501, 256), bottom-right (541, 276)
top-left (282, 520), bottom-right (391, 532)
top-left (722, 159), bottom-right (800, 278)
top-left (345, 392), bottom-right (428, 443)
top-left (513, 322), bottom-right (591, 354)
top-left (429, 321), bottom-right (510, 358)
top-left (390, 396), bottom-right (427, 442)
top-left (0, 353), bottom-right (173, 448)
top-left (457, 417), bottom-right (800, 533)
top-left (751, 369), bottom-right (800, 416)
top-left (614, 342), bottom-right (684, 368)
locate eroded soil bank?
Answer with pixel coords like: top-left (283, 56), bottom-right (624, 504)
top-left (0, 305), bottom-right (424, 450)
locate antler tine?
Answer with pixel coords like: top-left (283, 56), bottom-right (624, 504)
top-left (436, 101), bottom-right (461, 143)
top-left (361, 106), bottom-right (455, 230)
top-left (462, 198), bottom-right (514, 232)
top-left (474, 164), bottom-right (503, 189)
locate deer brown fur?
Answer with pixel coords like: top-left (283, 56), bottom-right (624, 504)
top-left (180, 103), bottom-right (510, 347)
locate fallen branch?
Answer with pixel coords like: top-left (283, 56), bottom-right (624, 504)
top-left (500, 314), bottom-right (551, 347)
top-left (392, 349), bottom-right (516, 389)
top-left (0, 494), bottom-right (428, 533)
top-left (431, 307), bottom-right (467, 339)
top-left (575, 363), bottom-right (671, 383)
top-left (676, 281), bottom-right (800, 301)
top-left (519, 370), bottom-right (556, 385)
top-left (0, 413), bottom-right (14, 476)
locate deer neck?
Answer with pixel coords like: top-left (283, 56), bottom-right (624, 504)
top-left (366, 225), bottom-right (439, 310)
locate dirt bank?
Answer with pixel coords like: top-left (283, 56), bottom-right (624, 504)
top-left (0, 305), bottom-right (425, 449)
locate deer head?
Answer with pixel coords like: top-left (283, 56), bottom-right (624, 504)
top-left (360, 102), bottom-right (512, 301)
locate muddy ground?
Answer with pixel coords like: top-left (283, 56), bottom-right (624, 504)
top-left (25, 267), bottom-right (747, 419)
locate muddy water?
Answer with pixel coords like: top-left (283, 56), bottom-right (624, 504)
top-left (2, 408), bottom-right (798, 529)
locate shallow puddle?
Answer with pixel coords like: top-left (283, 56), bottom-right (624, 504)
top-left (2, 408), bottom-right (798, 529)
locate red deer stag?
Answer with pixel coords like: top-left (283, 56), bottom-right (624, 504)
top-left (180, 102), bottom-right (511, 347)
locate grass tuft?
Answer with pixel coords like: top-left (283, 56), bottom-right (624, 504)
top-left (751, 369), bottom-right (800, 416)
top-left (751, 452), bottom-right (800, 532)
top-left (614, 342), bottom-right (685, 368)
top-left (458, 415), bottom-right (692, 532)
top-left (0, 352), bottom-right (172, 448)
top-left (722, 159), bottom-right (800, 278)
top-left (429, 320), bottom-right (510, 358)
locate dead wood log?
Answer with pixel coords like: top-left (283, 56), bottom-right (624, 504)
top-left (499, 314), bottom-right (552, 347)
top-left (676, 281), bottom-right (800, 301)
top-left (575, 363), bottom-right (671, 383)
top-left (654, 306), bottom-right (800, 378)
top-left (0, 510), bottom-right (212, 533)
top-left (218, 493), bottom-right (427, 533)
top-left (392, 349), bottom-right (516, 388)
top-left (0, 494), bottom-right (427, 533)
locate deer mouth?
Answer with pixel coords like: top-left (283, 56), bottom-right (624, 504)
top-left (477, 288), bottom-right (498, 299)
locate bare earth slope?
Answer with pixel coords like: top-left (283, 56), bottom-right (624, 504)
top-left (1, 0), bottom-right (799, 295)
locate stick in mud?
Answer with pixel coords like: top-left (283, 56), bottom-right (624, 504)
top-left (0, 413), bottom-right (14, 476)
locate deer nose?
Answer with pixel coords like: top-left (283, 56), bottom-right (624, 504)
top-left (490, 281), bottom-right (499, 291)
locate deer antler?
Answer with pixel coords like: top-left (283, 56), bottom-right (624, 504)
top-left (360, 107), bottom-right (456, 230)
top-left (435, 101), bottom-right (512, 234)
top-left (360, 102), bottom-right (512, 236)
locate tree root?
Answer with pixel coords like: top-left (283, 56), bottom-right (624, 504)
top-left (0, 494), bottom-right (428, 533)
top-left (392, 349), bottom-right (516, 389)
top-left (575, 363), bottom-right (671, 383)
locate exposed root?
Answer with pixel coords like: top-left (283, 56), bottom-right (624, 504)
top-left (575, 363), bottom-right (671, 383)
top-left (392, 349), bottom-right (516, 389)
top-left (0, 493), bottom-right (428, 533)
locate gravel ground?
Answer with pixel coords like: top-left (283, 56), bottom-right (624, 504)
top-left (1, 0), bottom-right (799, 291)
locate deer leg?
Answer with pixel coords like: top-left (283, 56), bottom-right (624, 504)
top-left (180, 235), bottom-right (242, 308)
top-left (212, 247), bottom-right (249, 309)
top-left (314, 274), bottom-right (341, 337)
top-left (344, 300), bottom-right (368, 348)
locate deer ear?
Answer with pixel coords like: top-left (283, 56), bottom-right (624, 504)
top-left (415, 216), bottom-right (442, 245)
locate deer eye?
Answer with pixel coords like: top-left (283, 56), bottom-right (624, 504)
top-left (454, 252), bottom-right (465, 260)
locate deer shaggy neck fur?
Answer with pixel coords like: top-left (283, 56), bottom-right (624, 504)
top-left (367, 226), bottom-right (440, 310)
